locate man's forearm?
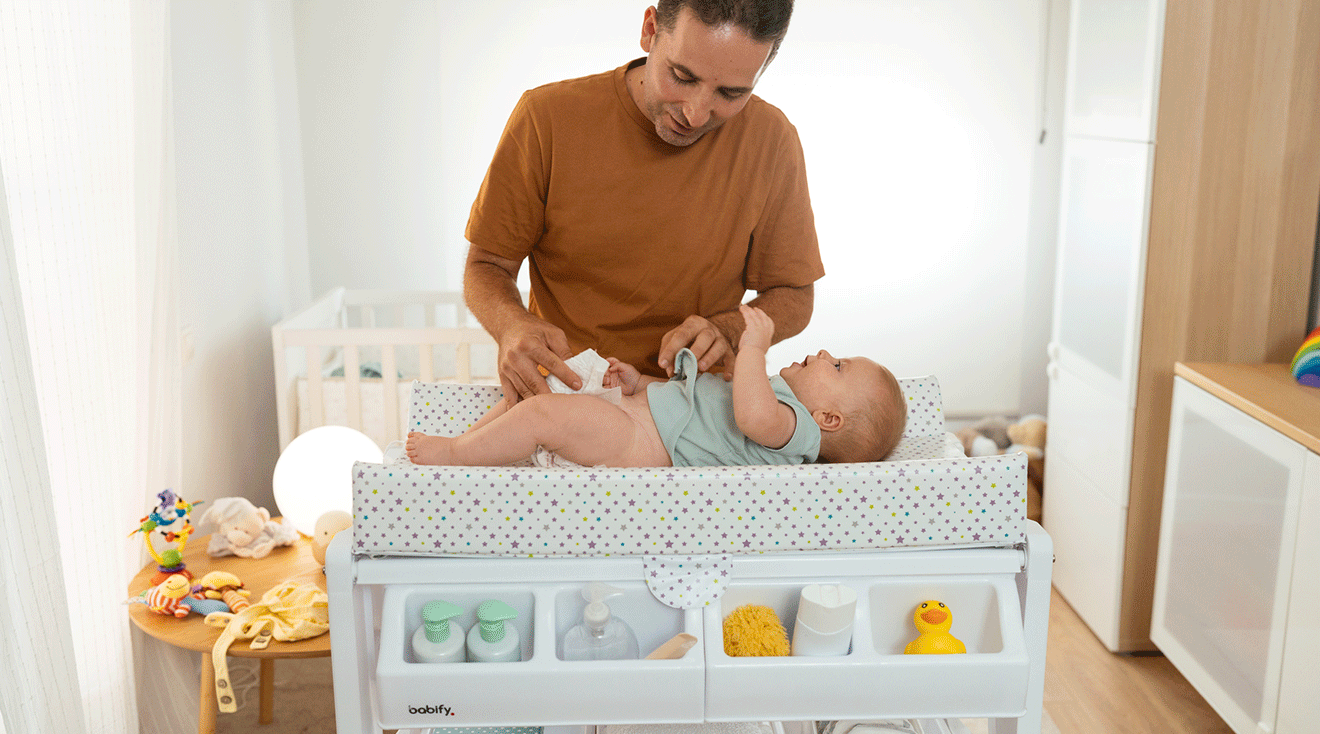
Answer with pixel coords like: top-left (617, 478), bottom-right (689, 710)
top-left (709, 283), bottom-right (814, 352)
top-left (463, 245), bottom-right (531, 341)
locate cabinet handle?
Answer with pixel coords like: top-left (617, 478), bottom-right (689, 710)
top-left (1047, 342), bottom-right (1060, 361)
top-left (1047, 363), bottom-right (1059, 381)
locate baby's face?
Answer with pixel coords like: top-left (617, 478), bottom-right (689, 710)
top-left (779, 350), bottom-right (885, 409)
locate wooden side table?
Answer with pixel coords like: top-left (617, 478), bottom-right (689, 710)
top-left (127, 527), bottom-right (332, 734)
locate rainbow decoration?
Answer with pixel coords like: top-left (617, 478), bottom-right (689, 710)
top-left (1292, 326), bottom-right (1320, 388)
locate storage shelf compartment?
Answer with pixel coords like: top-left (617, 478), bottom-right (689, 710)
top-left (374, 581), bottom-right (704, 729)
top-left (704, 575), bottom-right (1029, 721)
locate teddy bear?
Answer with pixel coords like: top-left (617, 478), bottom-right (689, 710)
top-left (954, 415), bottom-right (1013, 457)
top-left (200, 496), bottom-right (299, 559)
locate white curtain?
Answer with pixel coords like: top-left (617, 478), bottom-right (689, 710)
top-left (0, 1), bottom-right (176, 732)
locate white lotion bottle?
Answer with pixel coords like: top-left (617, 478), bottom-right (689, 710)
top-left (467, 599), bottom-right (521, 662)
top-left (561, 581), bottom-right (640, 660)
top-left (411, 599), bottom-right (467, 663)
top-left (791, 583), bottom-right (857, 656)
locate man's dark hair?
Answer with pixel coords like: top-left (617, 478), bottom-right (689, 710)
top-left (654, 0), bottom-right (794, 66)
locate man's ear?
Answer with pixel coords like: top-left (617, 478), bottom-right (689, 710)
top-left (813, 409), bottom-right (844, 433)
top-left (640, 6), bottom-right (658, 53)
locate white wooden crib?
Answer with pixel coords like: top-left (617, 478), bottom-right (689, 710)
top-left (271, 288), bottom-right (501, 452)
top-left (323, 374), bottom-right (1052, 734)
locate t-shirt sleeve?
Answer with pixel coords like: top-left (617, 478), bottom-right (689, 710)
top-left (743, 121), bottom-right (824, 292)
top-left (465, 91), bottom-right (548, 261)
top-left (750, 376), bottom-right (822, 462)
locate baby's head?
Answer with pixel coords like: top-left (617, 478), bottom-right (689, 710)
top-left (779, 350), bottom-right (907, 463)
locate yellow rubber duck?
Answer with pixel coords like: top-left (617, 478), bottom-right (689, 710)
top-left (904, 599), bottom-right (966, 654)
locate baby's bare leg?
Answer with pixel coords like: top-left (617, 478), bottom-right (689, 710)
top-left (424, 394), bottom-right (661, 467)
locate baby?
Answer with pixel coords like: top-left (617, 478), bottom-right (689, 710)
top-left (405, 305), bottom-right (906, 468)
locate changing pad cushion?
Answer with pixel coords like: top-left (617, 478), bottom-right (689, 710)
top-left (350, 376), bottom-right (1028, 557)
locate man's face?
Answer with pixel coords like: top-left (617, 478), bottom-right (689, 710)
top-left (631, 6), bottom-right (774, 147)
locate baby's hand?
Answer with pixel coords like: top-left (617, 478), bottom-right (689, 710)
top-left (738, 304), bottom-right (774, 354)
top-left (604, 357), bottom-right (643, 395)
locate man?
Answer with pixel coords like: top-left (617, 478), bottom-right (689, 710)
top-left (464, 0), bottom-right (821, 403)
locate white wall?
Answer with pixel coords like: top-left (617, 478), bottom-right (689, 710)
top-left (292, 0), bottom-right (1056, 417)
top-left (172, 1), bottom-right (308, 511)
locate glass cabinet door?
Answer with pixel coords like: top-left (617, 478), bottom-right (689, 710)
top-left (1152, 378), bottom-right (1307, 734)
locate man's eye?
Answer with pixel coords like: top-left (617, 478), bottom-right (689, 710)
top-left (672, 71), bottom-right (694, 84)
top-left (835, 361), bottom-right (842, 371)
top-left (720, 90), bottom-right (744, 100)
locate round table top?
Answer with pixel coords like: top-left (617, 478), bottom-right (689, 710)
top-left (127, 526), bottom-right (332, 658)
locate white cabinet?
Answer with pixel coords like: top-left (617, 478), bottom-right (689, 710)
top-left (1151, 364), bottom-right (1320, 734)
top-left (1044, 0), bottom-right (1164, 651)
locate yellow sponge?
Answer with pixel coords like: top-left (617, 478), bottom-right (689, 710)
top-left (722, 604), bottom-right (790, 657)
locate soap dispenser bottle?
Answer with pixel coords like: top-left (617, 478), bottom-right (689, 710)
top-left (411, 600), bottom-right (467, 663)
top-left (560, 581), bottom-right (640, 660)
top-left (467, 599), bottom-right (521, 662)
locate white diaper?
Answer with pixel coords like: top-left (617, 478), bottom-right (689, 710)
top-left (532, 348), bottom-right (619, 469)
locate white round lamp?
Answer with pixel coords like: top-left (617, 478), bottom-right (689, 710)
top-left (272, 425), bottom-right (382, 536)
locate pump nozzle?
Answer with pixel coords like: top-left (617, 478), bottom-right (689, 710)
top-left (581, 581), bottom-right (625, 632)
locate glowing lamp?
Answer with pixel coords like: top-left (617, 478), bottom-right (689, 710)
top-left (272, 425), bottom-right (382, 536)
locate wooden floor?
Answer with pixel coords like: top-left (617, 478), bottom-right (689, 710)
top-left (1044, 586), bottom-right (1234, 734)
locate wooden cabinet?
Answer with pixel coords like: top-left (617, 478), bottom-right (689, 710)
top-left (1043, 0), bottom-right (1320, 651)
top-left (1152, 363), bottom-right (1320, 734)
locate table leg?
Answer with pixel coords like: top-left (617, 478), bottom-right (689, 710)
top-left (199, 652), bottom-right (217, 734)
top-left (260, 658), bottom-right (275, 724)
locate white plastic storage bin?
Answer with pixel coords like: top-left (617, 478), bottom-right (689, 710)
top-left (371, 566), bottom-right (705, 730)
top-left (704, 576), bottom-right (1028, 721)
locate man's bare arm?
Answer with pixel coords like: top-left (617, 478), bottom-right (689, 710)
top-left (658, 283), bottom-right (814, 376)
top-left (464, 244), bottom-right (580, 401)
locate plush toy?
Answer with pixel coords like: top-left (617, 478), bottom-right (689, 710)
top-left (954, 416), bottom-right (1013, 457)
top-left (138, 574), bottom-right (197, 618)
top-left (311, 510), bottom-right (353, 565)
top-left (200, 497), bottom-right (298, 559)
top-left (193, 570), bottom-right (252, 613)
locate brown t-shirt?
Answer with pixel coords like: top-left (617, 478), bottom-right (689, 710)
top-left (466, 60), bottom-right (823, 376)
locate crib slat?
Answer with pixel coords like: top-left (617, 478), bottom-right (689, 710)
top-left (457, 342), bottom-right (472, 383)
top-left (305, 345), bottom-right (325, 431)
top-left (419, 344), bottom-right (435, 383)
top-left (381, 344), bottom-right (400, 445)
top-left (343, 344), bottom-right (363, 434)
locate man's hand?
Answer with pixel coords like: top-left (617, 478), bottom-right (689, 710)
top-left (604, 357), bottom-right (644, 396)
top-left (496, 315), bottom-right (581, 403)
top-left (658, 314), bottom-right (735, 378)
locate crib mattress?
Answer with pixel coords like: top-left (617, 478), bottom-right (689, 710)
top-left (351, 378), bottom-right (1029, 558)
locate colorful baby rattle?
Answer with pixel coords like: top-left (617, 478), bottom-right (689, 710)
top-left (129, 488), bottom-right (202, 584)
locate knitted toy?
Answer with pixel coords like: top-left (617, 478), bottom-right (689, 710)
top-left (137, 574), bottom-right (196, 618)
top-left (722, 604), bottom-right (790, 657)
top-left (193, 570), bottom-right (252, 613)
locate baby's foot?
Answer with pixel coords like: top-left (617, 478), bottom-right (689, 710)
top-left (405, 432), bottom-right (453, 465)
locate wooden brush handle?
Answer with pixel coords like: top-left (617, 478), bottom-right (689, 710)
top-left (644, 632), bottom-right (698, 660)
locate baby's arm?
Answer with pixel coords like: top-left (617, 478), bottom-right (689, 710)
top-left (605, 357), bottom-right (664, 396)
top-left (732, 305), bottom-right (797, 450)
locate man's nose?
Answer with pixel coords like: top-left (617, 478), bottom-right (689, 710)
top-left (682, 93), bottom-right (712, 128)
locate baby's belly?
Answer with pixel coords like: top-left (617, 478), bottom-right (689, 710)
top-left (619, 390), bottom-right (672, 467)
